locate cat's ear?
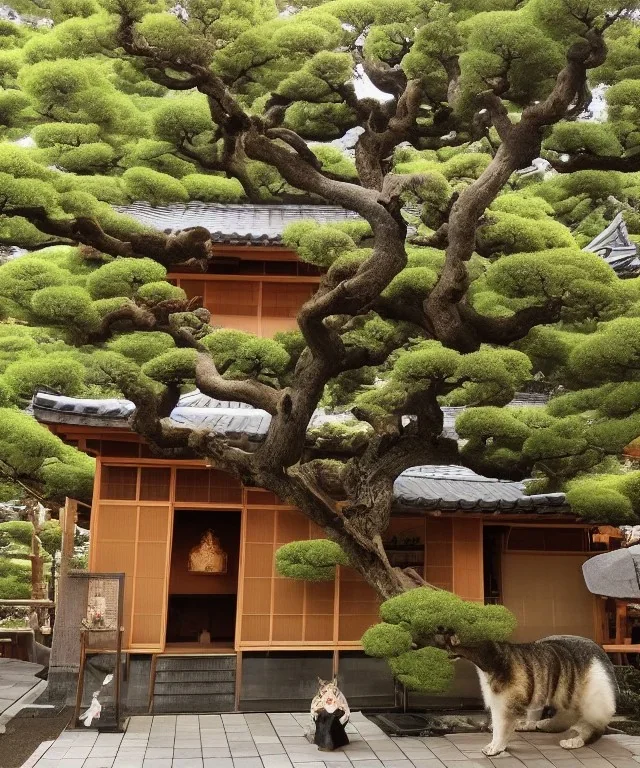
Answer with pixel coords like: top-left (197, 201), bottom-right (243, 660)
top-left (317, 677), bottom-right (326, 686)
top-left (331, 677), bottom-right (337, 686)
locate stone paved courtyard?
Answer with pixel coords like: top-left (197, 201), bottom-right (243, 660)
top-left (0, 659), bottom-right (44, 716)
top-left (18, 712), bottom-right (640, 768)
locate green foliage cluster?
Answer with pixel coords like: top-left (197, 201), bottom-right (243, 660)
top-left (361, 588), bottom-right (516, 691)
top-left (0, 518), bottom-right (61, 599)
top-left (275, 539), bottom-right (349, 580)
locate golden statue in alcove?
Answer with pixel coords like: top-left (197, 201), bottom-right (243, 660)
top-left (188, 530), bottom-right (228, 574)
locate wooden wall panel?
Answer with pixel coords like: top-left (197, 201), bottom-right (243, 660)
top-left (452, 519), bottom-right (484, 602)
top-left (131, 506), bottom-right (172, 648)
top-left (261, 283), bottom-right (315, 336)
top-left (273, 580), bottom-right (304, 614)
top-left (90, 493), bottom-right (172, 651)
top-left (205, 280), bottom-right (260, 335)
top-left (425, 518), bottom-right (453, 590)
top-left (502, 553), bottom-right (596, 641)
top-left (238, 507), bottom-right (339, 647)
top-left (338, 568), bottom-right (380, 642)
top-left (174, 468), bottom-right (242, 504)
top-left (239, 509), bottom-right (275, 645)
top-left (101, 466), bottom-right (137, 500)
top-left (176, 276), bottom-right (318, 338)
top-left (139, 468), bottom-right (171, 501)
top-left (91, 505), bottom-right (137, 647)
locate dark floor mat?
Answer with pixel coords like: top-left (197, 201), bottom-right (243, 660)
top-left (372, 711), bottom-right (489, 736)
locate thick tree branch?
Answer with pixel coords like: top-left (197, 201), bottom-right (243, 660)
top-left (425, 31), bottom-right (607, 352)
top-left (460, 300), bottom-right (564, 344)
top-left (195, 353), bottom-right (282, 414)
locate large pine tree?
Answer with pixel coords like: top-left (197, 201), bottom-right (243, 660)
top-left (1, 0), bottom-right (640, 689)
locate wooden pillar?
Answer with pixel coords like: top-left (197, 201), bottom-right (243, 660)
top-left (47, 499), bottom-right (84, 704)
top-left (60, 498), bottom-right (78, 578)
top-left (615, 599), bottom-right (629, 644)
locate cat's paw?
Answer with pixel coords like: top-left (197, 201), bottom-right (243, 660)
top-left (482, 743), bottom-right (506, 756)
top-left (560, 737), bottom-right (585, 750)
top-left (535, 719), bottom-right (554, 732)
top-left (515, 721), bottom-right (538, 732)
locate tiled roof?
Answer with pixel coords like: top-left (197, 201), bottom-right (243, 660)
top-left (393, 465), bottom-right (567, 513)
top-left (584, 213), bottom-right (640, 277)
top-left (32, 390), bottom-right (548, 440)
top-left (115, 202), bottom-right (362, 246)
top-left (116, 203), bottom-right (640, 276)
top-left (31, 389), bottom-right (569, 515)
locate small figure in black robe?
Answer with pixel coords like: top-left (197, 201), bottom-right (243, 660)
top-left (313, 708), bottom-right (350, 751)
top-left (309, 678), bottom-right (351, 751)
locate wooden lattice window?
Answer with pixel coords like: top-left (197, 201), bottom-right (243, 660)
top-left (174, 468), bottom-right (242, 504)
top-left (139, 468), bottom-right (171, 501)
top-left (101, 466), bottom-right (137, 500)
top-left (239, 508), bottom-right (337, 646)
top-left (338, 568), bottom-right (379, 642)
top-left (425, 518), bottom-right (454, 591)
top-left (91, 503), bottom-right (172, 650)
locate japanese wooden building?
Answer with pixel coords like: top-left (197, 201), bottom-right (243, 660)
top-left (35, 204), bottom-right (609, 714)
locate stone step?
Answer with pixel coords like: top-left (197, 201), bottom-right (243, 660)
top-left (155, 681), bottom-right (236, 696)
top-left (152, 693), bottom-right (235, 713)
top-left (156, 656), bottom-right (236, 672)
top-left (155, 669), bottom-right (235, 684)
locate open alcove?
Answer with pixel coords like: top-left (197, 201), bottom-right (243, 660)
top-left (166, 509), bottom-right (241, 652)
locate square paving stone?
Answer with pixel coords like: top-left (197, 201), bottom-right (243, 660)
top-left (142, 760), bottom-right (172, 768)
top-left (145, 748), bottom-right (174, 759)
top-left (292, 762), bottom-right (326, 768)
top-left (315, 752), bottom-right (350, 762)
top-left (258, 744), bottom-right (287, 755)
top-left (172, 760), bottom-right (204, 768)
top-left (33, 762), bottom-right (65, 768)
top-left (203, 760), bottom-right (233, 768)
top-left (233, 758), bottom-right (264, 768)
top-left (376, 761), bottom-right (413, 768)
top-left (63, 746), bottom-right (93, 759)
top-left (261, 754), bottom-right (294, 768)
top-left (84, 759), bottom-right (117, 768)
top-left (230, 746), bottom-right (260, 757)
top-left (90, 747), bottom-right (120, 758)
top-left (112, 758), bottom-right (144, 768)
top-left (288, 754), bottom-right (333, 763)
top-left (203, 747), bottom-right (232, 757)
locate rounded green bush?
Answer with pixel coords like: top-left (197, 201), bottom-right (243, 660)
top-left (361, 623), bottom-right (413, 658)
top-left (136, 281), bottom-right (187, 304)
top-left (86, 258), bottom-right (167, 299)
top-left (275, 539), bottom-right (349, 581)
top-left (141, 348), bottom-right (197, 383)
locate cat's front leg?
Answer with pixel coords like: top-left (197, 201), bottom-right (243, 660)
top-left (483, 697), bottom-right (518, 756)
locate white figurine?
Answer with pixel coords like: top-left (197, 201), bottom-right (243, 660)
top-left (79, 691), bottom-right (102, 727)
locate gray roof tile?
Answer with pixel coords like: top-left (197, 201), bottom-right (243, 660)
top-left (32, 389), bottom-right (569, 515)
top-left (114, 203), bottom-right (639, 276)
top-left (115, 202), bottom-right (361, 245)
